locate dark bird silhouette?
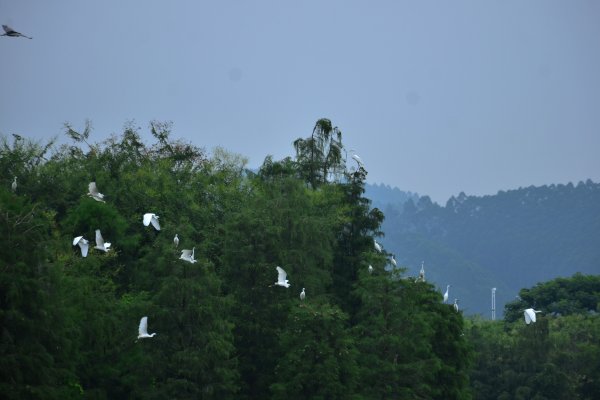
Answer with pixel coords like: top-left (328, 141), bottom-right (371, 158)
top-left (2, 25), bottom-right (32, 39)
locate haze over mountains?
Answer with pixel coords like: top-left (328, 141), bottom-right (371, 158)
top-left (366, 180), bottom-right (600, 317)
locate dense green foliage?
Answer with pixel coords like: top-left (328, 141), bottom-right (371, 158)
top-left (1, 120), bottom-right (473, 399)
top-left (467, 274), bottom-right (600, 400)
top-left (373, 181), bottom-right (600, 316)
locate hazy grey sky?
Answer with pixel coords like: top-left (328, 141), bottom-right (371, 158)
top-left (2, 0), bottom-right (599, 203)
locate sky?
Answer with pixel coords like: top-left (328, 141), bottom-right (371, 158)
top-left (2, 0), bottom-right (599, 203)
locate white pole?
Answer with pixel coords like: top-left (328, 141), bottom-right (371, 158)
top-left (491, 288), bottom-right (497, 321)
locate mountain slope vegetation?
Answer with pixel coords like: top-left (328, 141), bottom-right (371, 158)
top-left (371, 181), bottom-right (600, 316)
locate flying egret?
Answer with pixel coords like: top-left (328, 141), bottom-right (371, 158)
top-left (137, 316), bottom-right (157, 339)
top-left (179, 247), bottom-right (197, 263)
top-left (72, 236), bottom-right (89, 257)
top-left (419, 261), bottom-right (426, 282)
top-left (524, 308), bottom-right (542, 325)
top-left (87, 182), bottom-right (105, 202)
top-left (174, 234), bottom-right (179, 247)
top-left (374, 239), bottom-right (382, 253)
top-left (390, 255), bottom-right (397, 267)
top-left (11, 177), bottom-right (17, 192)
top-left (274, 266), bottom-right (290, 288)
top-left (443, 285), bottom-right (451, 303)
top-left (143, 213), bottom-right (161, 231)
top-left (368, 265), bottom-right (373, 274)
top-left (300, 288), bottom-right (306, 300)
top-left (94, 229), bottom-right (111, 252)
top-left (2, 25), bottom-right (32, 39)
top-left (453, 299), bottom-right (459, 312)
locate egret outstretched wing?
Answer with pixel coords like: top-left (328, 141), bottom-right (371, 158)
top-left (73, 236), bottom-right (89, 257)
top-left (275, 266), bottom-right (290, 288)
top-left (88, 182), bottom-right (105, 202)
top-left (143, 213), bottom-right (161, 230)
top-left (179, 248), bottom-right (197, 263)
top-left (139, 316), bottom-right (149, 336)
top-left (137, 316), bottom-right (157, 339)
top-left (95, 229), bottom-right (111, 252)
top-left (524, 308), bottom-right (541, 324)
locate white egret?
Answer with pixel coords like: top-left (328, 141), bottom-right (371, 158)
top-left (72, 236), bottom-right (89, 257)
top-left (419, 261), bottom-right (426, 282)
top-left (94, 229), bottom-right (111, 252)
top-left (374, 239), bottom-right (382, 253)
top-left (11, 177), bottom-right (17, 192)
top-left (453, 299), bottom-right (459, 312)
top-left (87, 182), bottom-right (105, 202)
top-left (2, 25), bottom-right (32, 39)
top-left (179, 247), bottom-right (197, 263)
top-left (274, 266), bottom-right (290, 288)
top-left (368, 265), bottom-right (373, 274)
top-left (300, 288), bottom-right (306, 300)
top-left (390, 255), bottom-right (397, 267)
top-left (443, 285), bottom-right (451, 303)
top-left (137, 316), bottom-right (157, 339)
top-left (350, 150), bottom-right (364, 167)
top-left (524, 308), bottom-right (542, 325)
top-left (174, 234), bottom-right (179, 247)
top-left (143, 213), bottom-right (161, 231)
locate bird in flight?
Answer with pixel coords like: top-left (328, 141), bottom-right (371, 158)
top-left (2, 25), bottom-right (32, 39)
top-left (73, 236), bottom-right (89, 257)
top-left (94, 229), bottom-right (111, 252)
top-left (524, 308), bottom-right (542, 324)
top-left (179, 248), bottom-right (197, 264)
top-left (137, 316), bottom-right (157, 340)
top-left (87, 182), bottom-right (105, 202)
top-left (274, 266), bottom-right (290, 288)
top-left (143, 213), bottom-right (161, 231)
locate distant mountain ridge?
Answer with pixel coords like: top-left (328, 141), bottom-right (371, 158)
top-left (366, 180), bottom-right (600, 317)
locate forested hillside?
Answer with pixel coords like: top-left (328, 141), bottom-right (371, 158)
top-left (373, 181), bottom-right (600, 317)
top-left (1, 120), bottom-right (471, 399)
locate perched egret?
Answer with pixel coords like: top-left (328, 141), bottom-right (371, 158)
top-left (87, 182), bottom-right (105, 202)
top-left (350, 150), bottom-right (364, 167)
top-left (72, 236), bottom-right (89, 257)
top-left (453, 299), bottom-right (459, 312)
top-left (2, 25), bottom-right (32, 39)
top-left (143, 213), bottom-right (161, 231)
top-left (11, 177), bottom-right (17, 192)
top-left (390, 255), bottom-right (397, 267)
top-left (274, 266), bottom-right (290, 288)
top-left (368, 265), bottom-right (374, 274)
top-left (179, 248), bottom-right (197, 264)
top-left (174, 234), bottom-right (179, 247)
top-left (94, 229), bottom-right (111, 252)
top-left (300, 288), bottom-right (306, 300)
top-left (374, 239), bottom-right (382, 253)
top-left (524, 308), bottom-right (542, 325)
top-left (418, 261), bottom-right (426, 282)
top-left (137, 316), bottom-right (157, 339)
top-left (443, 285), bottom-right (451, 303)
